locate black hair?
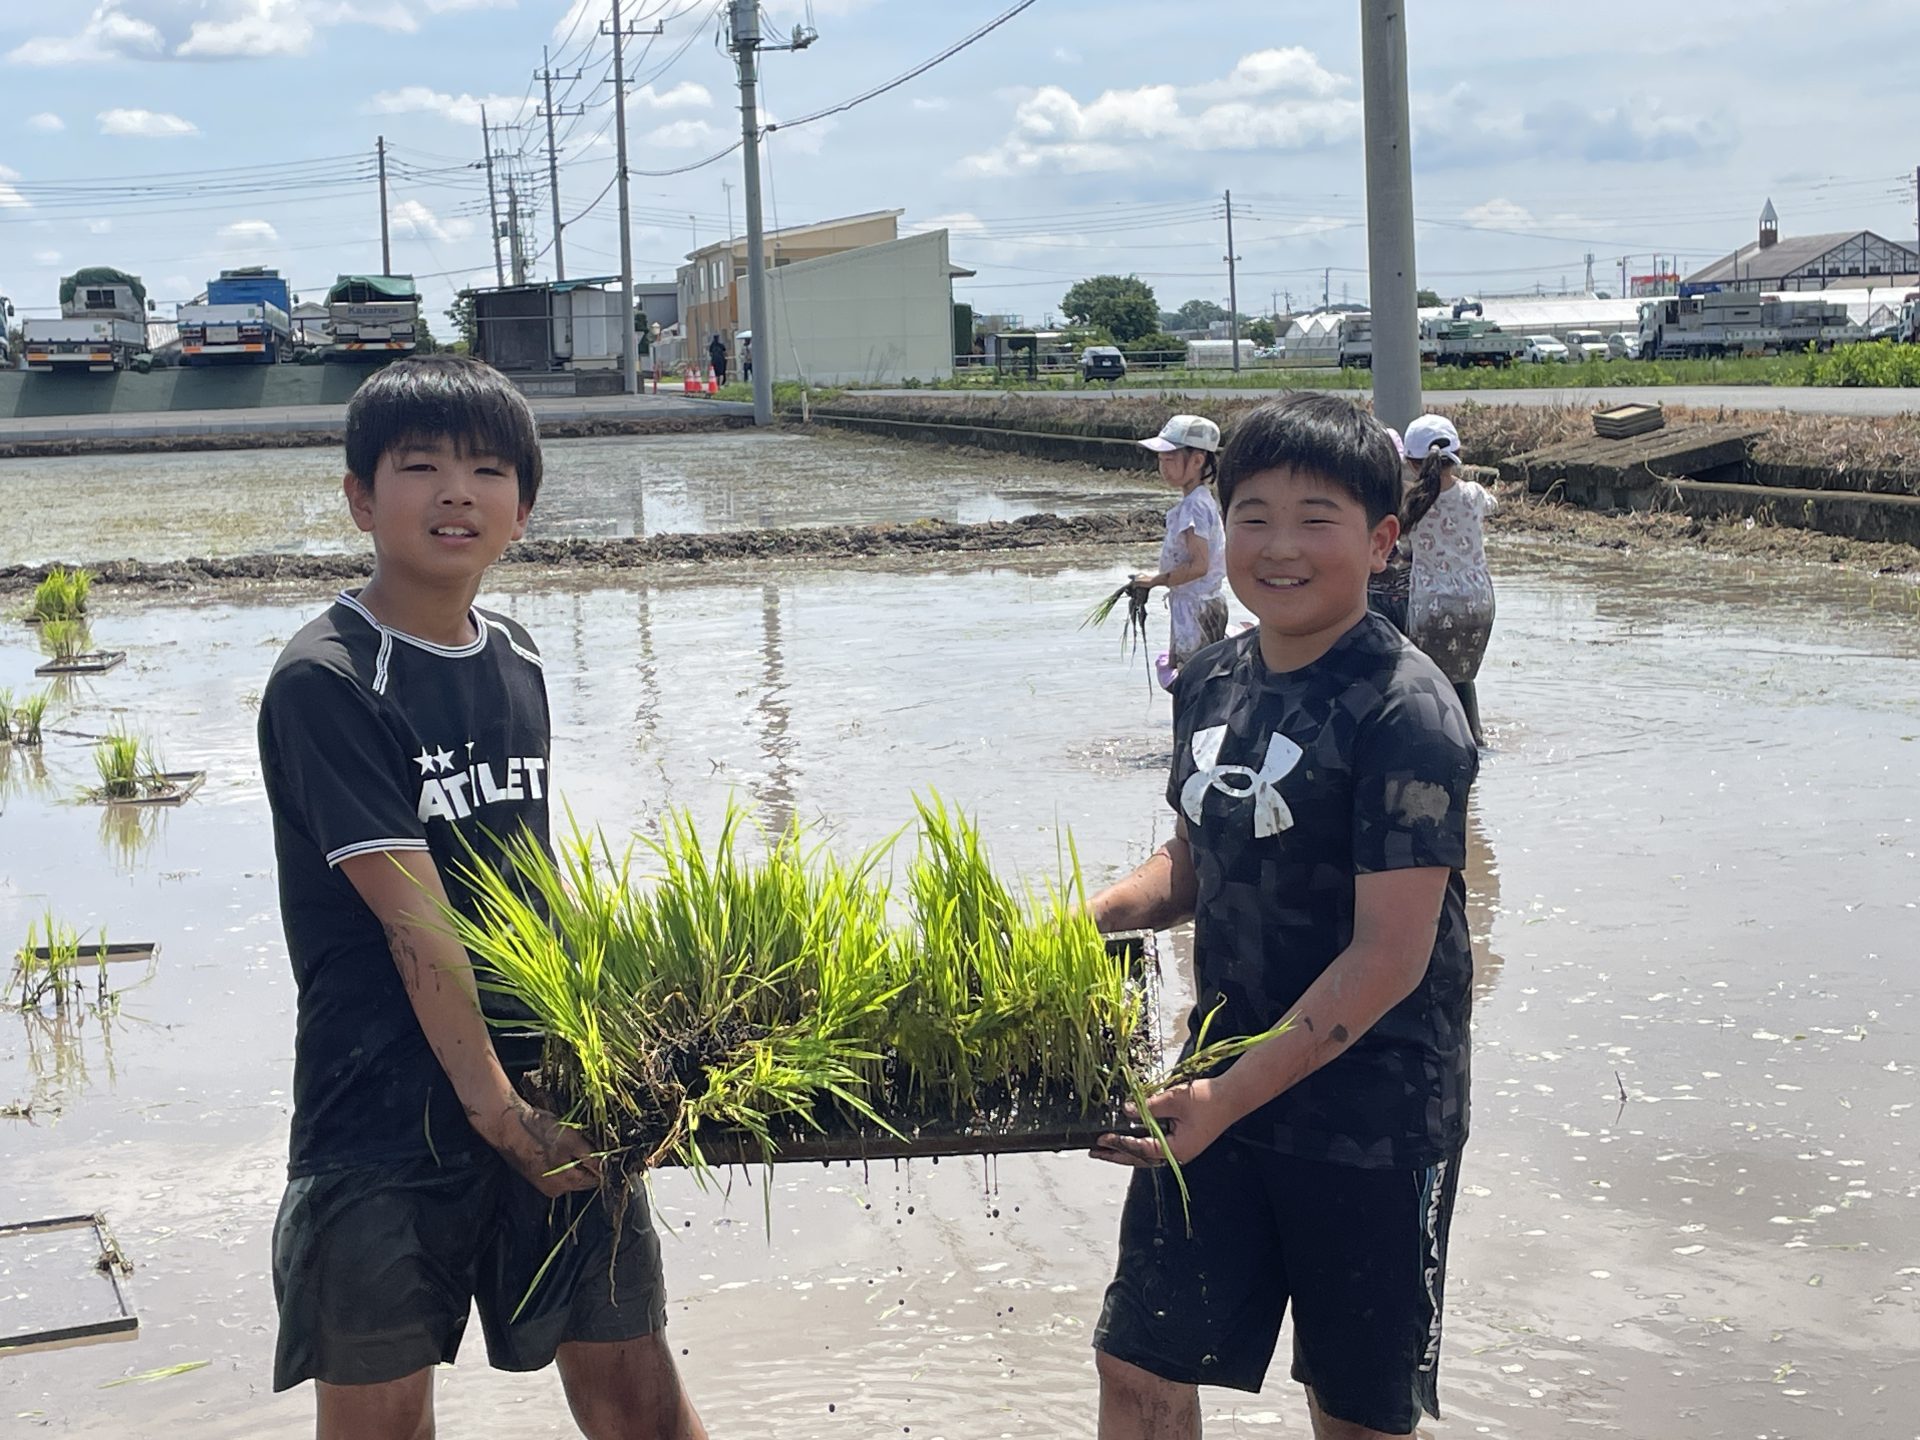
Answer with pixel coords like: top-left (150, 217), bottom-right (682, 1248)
top-left (344, 355), bottom-right (543, 507)
top-left (1215, 392), bottom-right (1401, 526)
top-left (1401, 447), bottom-right (1456, 535)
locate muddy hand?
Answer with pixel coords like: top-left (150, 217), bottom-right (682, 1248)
top-left (1091, 1080), bottom-right (1231, 1168)
top-left (493, 1097), bottom-right (603, 1197)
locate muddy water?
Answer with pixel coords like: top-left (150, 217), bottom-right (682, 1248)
top-left (0, 430), bottom-right (1162, 568)
top-left (2, 538), bottom-right (1918, 1439)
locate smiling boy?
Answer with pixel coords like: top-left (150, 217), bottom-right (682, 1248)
top-left (257, 356), bottom-right (705, 1440)
top-left (1088, 393), bottom-right (1479, 1440)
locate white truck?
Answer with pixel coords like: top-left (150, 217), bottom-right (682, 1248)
top-left (22, 267), bottom-right (153, 374)
top-left (324, 274), bottom-right (420, 360)
top-left (1421, 312), bottom-right (1523, 368)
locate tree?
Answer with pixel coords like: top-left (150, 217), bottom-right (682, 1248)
top-left (1060, 274), bottom-right (1160, 344)
top-left (1416, 288), bottom-right (1443, 308)
top-left (444, 293), bottom-right (476, 351)
top-left (1247, 317), bottom-right (1277, 346)
top-left (1164, 298), bottom-right (1228, 332)
top-left (415, 315), bottom-right (440, 355)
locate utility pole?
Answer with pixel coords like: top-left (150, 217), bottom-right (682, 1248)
top-left (538, 47), bottom-right (586, 280)
top-left (507, 182), bottom-right (526, 285)
top-left (1323, 267), bottom-right (1331, 308)
top-left (722, 179), bottom-right (735, 248)
top-left (1620, 256), bottom-right (1628, 299)
top-left (376, 135), bottom-right (391, 274)
top-left (605, 1), bottom-right (642, 394)
top-left (481, 106), bottom-right (504, 287)
top-left (1224, 189), bottom-right (1241, 373)
top-left (1912, 165), bottom-right (1918, 271)
top-left (730, 0), bottom-right (773, 424)
top-left (1358, 0), bottom-right (1420, 431)
top-left (1584, 251), bottom-right (1595, 293)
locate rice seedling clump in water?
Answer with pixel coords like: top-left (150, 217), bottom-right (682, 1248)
top-left (446, 798), bottom-right (1155, 1182)
top-left (30, 567), bottom-right (92, 623)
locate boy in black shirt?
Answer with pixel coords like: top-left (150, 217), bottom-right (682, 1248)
top-left (1089, 393), bottom-right (1478, 1439)
top-left (258, 356), bottom-right (706, 1440)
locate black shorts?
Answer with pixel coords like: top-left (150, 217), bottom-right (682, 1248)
top-left (1094, 1140), bottom-right (1462, 1435)
top-left (271, 1153), bottom-right (667, 1392)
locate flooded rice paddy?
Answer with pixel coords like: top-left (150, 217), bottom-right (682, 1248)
top-left (0, 430), bottom-right (1163, 568)
top-left (1, 431), bottom-right (1917, 1438)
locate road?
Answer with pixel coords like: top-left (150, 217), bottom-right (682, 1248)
top-left (0, 390), bottom-right (751, 445)
top-left (859, 384), bottom-right (1920, 417)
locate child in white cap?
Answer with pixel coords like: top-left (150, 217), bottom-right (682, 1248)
top-left (1134, 414), bottom-right (1229, 685)
top-left (1401, 413), bottom-right (1496, 744)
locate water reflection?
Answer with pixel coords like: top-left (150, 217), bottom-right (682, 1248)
top-left (10, 1006), bottom-right (123, 1113)
top-left (97, 803), bottom-right (166, 875)
top-left (0, 743), bottom-right (54, 815)
top-left (1465, 806), bottom-right (1505, 1003)
top-left (748, 583), bottom-right (797, 835)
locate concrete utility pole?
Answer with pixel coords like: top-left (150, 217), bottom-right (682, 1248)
top-left (1913, 165), bottom-right (1918, 269)
top-left (1358, 0), bottom-right (1420, 431)
top-left (481, 106), bottom-right (504, 287)
top-left (508, 182), bottom-right (526, 285)
top-left (607, 0), bottom-right (638, 395)
top-left (538, 47), bottom-right (586, 281)
top-left (1224, 189), bottom-right (1241, 373)
top-left (376, 135), bottom-right (391, 274)
top-left (730, 0), bottom-right (774, 424)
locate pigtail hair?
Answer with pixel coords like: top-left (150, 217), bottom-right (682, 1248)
top-left (1402, 449), bottom-right (1449, 534)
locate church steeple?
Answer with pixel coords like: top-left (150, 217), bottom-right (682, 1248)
top-left (1759, 197), bottom-right (1779, 250)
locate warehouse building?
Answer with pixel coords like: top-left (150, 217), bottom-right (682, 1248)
top-left (1685, 199), bottom-right (1919, 293)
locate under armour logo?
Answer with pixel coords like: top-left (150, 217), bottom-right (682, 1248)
top-left (1180, 725), bottom-right (1302, 837)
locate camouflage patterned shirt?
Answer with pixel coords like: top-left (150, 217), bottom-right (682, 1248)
top-left (1166, 614), bottom-right (1478, 1167)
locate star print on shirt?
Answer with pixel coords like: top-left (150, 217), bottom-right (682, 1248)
top-left (414, 748), bottom-right (437, 775)
top-left (432, 746), bottom-right (455, 773)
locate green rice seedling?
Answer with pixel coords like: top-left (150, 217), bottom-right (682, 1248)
top-left (30, 567), bottom-right (92, 622)
top-left (40, 618), bottom-right (91, 664)
top-left (12, 688), bottom-right (51, 746)
top-left (11, 913), bottom-right (91, 1010)
top-left (0, 687), bottom-right (12, 743)
top-left (93, 730), bottom-right (145, 801)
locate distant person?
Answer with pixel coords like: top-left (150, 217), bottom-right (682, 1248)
top-left (707, 332), bottom-right (727, 385)
top-left (1400, 414), bottom-right (1496, 746)
top-left (741, 335), bottom-right (753, 384)
top-left (1088, 392), bottom-right (1478, 1440)
top-left (257, 356), bottom-right (707, 1440)
top-left (1132, 414), bottom-right (1228, 688)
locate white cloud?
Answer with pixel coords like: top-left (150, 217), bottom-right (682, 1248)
top-left (1461, 198), bottom-right (1538, 230)
top-left (98, 107), bottom-right (199, 137)
top-left (421, 0), bottom-right (514, 9)
top-left (911, 97), bottom-right (950, 113)
top-left (220, 219), bottom-right (281, 244)
top-left (764, 113), bottom-right (832, 157)
top-left (0, 164), bottom-right (27, 211)
top-left (34, 249), bottom-right (63, 266)
top-left (392, 198), bottom-right (473, 243)
top-left (366, 85), bottom-right (532, 126)
top-left (633, 82), bottom-right (711, 110)
top-left (960, 50), bottom-right (1360, 177)
top-left (27, 112), bottom-right (66, 133)
top-left (646, 118), bottom-right (723, 150)
top-left (7, 5), bottom-right (165, 66)
top-left (88, 218), bottom-right (114, 234)
top-left (909, 211), bottom-right (987, 237)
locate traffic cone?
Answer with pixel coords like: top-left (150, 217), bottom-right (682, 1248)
top-left (683, 369), bottom-right (696, 395)
top-left (706, 374), bottom-right (717, 395)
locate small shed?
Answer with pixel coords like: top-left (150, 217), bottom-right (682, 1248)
top-left (468, 277), bottom-right (625, 374)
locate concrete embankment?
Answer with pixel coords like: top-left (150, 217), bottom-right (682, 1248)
top-left (0, 509), bottom-right (1166, 593)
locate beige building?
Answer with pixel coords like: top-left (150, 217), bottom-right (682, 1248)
top-left (678, 208), bottom-right (902, 368)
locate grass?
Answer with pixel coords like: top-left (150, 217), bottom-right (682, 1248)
top-left (91, 729), bottom-right (166, 802)
top-left (10, 913), bottom-right (109, 1011)
top-left (10, 688), bottom-right (51, 746)
top-left (40, 619), bottom-right (91, 664)
top-left (444, 798), bottom-right (1285, 1198)
top-left (29, 566), bottom-right (93, 622)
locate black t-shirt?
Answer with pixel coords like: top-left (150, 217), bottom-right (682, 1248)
top-left (258, 591), bottom-right (551, 1178)
top-left (1167, 614), bottom-right (1478, 1168)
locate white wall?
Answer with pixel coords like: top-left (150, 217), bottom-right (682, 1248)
top-left (761, 230), bottom-right (954, 385)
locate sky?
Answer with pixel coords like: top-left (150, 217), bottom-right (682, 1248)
top-left (3, 0), bottom-right (1919, 334)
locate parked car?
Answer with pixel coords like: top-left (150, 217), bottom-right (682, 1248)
top-left (1564, 329), bottom-right (1608, 362)
top-left (1522, 334), bottom-right (1571, 363)
top-left (1080, 345), bottom-right (1127, 382)
top-left (1606, 331), bottom-right (1643, 361)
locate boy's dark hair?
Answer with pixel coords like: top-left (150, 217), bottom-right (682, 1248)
top-left (344, 355), bottom-right (543, 507)
top-left (1216, 392), bottom-right (1401, 526)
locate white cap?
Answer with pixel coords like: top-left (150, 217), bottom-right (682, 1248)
top-left (1139, 414), bottom-right (1221, 453)
top-left (1402, 414), bottom-right (1462, 462)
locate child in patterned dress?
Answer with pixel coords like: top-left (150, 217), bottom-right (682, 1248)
top-left (1400, 414), bottom-right (1496, 745)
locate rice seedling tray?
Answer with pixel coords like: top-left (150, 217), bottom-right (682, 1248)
top-left (105, 771), bottom-right (204, 807)
top-left (24, 942), bottom-right (157, 966)
top-left (0, 1212), bottom-right (138, 1353)
top-left (650, 930), bottom-right (1161, 1168)
top-left (34, 651), bottom-right (125, 677)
